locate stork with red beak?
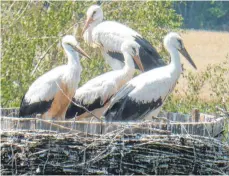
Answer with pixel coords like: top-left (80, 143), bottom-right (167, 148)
top-left (103, 32), bottom-right (197, 122)
top-left (82, 5), bottom-right (165, 71)
top-left (19, 35), bottom-right (90, 120)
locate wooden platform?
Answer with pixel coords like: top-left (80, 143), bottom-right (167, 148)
top-left (0, 108), bottom-right (226, 137)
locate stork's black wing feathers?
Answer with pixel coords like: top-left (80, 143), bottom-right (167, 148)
top-left (65, 98), bottom-right (101, 119)
top-left (104, 84), bottom-right (163, 122)
top-left (65, 96), bottom-right (112, 119)
top-left (107, 51), bottom-right (124, 63)
top-left (134, 36), bottom-right (165, 71)
top-left (107, 50), bottom-right (150, 70)
top-left (65, 98), bottom-right (86, 119)
top-left (19, 95), bottom-right (53, 117)
top-left (107, 36), bottom-right (165, 71)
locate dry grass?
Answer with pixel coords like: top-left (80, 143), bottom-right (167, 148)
top-left (175, 30), bottom-right (229, 100)
top-left (180, 30), bottom-right (229, 70)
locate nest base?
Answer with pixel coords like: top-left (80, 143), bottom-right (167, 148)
top-left (1, 131), bottom-right (229, 175)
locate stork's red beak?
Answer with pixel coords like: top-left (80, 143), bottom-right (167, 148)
top-left (74, 45), bottom-right (91, 59)
top-left (133, 55), bottom-right (144, 72)
top-left (82, 17), bottom-right (93, 36)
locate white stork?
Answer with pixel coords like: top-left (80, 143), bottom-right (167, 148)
top-left (19, 35), bottom-right (90, 120)
top-left (103, 32), bottom-right (197, 122)
top-left (82, 5), bottom-right (165, 71)
top-left (65, 40), bottom-right (144, 120)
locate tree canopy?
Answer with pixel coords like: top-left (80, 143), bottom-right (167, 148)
top-left (174, 1), bottom-right (229, 30)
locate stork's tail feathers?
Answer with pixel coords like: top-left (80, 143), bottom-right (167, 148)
top-left (102, 84), bottom-right (135, 122)
top-left (19, 97), bottom-right (53, 118)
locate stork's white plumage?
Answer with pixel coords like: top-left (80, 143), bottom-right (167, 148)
top-left (82, 5), bottom-right (165, 71)
top-left (103, 32), bottom-right (197, 122)
top-left (19, 35), bottom-right (90, 120)
top-left (65, 40), bottom-right (144, 120)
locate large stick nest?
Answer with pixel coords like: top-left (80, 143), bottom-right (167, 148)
top-left (1, 130), bottom-right (229, 175)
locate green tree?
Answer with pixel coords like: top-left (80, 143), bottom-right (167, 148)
top-left (173, 1), bottom-right (229, 30)
top-left (163, 56), bottom-right (229, 114)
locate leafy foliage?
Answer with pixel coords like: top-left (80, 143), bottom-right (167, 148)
top-left (173, 1), bottom-right (229, 30)
top-left (163, 56), bottom-right (229, 114)
top-left (1, 1), bottom-right (182, 107)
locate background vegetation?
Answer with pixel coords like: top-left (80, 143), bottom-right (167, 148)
top-left (1, 1), bottom-right (229, 117)
top-left (174, 1), bottom-right (229, 31)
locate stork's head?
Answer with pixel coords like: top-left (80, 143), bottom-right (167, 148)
top-left (82, 5), bottom-right (103, 35)
top-left (121, 41), bottom-right (144, 72)
top-left (164, 32), bottom-right (197, 69)
top-left (62, 35), bottom-right (90, 59)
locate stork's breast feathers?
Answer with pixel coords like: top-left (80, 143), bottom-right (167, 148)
top-left (63, 67), bottom-right (81, 91)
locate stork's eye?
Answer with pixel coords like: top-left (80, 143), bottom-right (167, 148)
top-left (66, 43), bottom-right (73, 47)
top-left (92, 11), bottom-right (96, 16)
top-left (177, 39), bottom-right (183, 48)
top-left (132, 47), bottom-right (136, 55)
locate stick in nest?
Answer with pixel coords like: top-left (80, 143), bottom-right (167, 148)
top-left (55, 81), bottom-right (102, 122)
top-left (216, 106), bottom-right (229, 117)
top-left (215, 97), bottom-right (229, 117)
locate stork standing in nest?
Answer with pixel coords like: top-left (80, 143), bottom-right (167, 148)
top-left (19, 35), bottom-right (90, 120)
top-left (65, 40), bottom-right (144, 121)
top-left (82, 5), bottom-right (165, 71)
top-left (103, 32), bottom-right (197, 122)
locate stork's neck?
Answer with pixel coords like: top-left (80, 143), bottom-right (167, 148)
top-left (122, 52), bottom-right (135, 74)
top-left (83, 20), bottom-right (102, 45)
top-left (63, 46), bottom-right (80, 67)
top-left (167, 46), bottom-right (182, 78)
top-left (90, 19), bottom-right (102, 28)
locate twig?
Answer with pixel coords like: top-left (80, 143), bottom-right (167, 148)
top-left (26, 36), bottom-right (59, 41)
top-left (216, 106), bottom-right (229, 117)
top-left (151, 115), bottom-right (170, 122)
top-left (28, 149), bottom-right (49, 157)
top-left (42, 138), bottom-right (51, 174)
top-left (35, 118), bottom-right (85, 134)
top-left (8, 0), bottom-right (16, 12)
top-left (10, 143), bottom-right (14, 175)
top-left (55, 81), bottom-right (102, 122)
top-left (31, 21), bottom-right (82, 76)
top-left (77, 127), bottom-right (125, 166)
top-left (6, 1), bottom-right (31, 30)
top-left (31, 39), bottom-right (59, 76)
top-left (222, 97), bottom-right (228, 113)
